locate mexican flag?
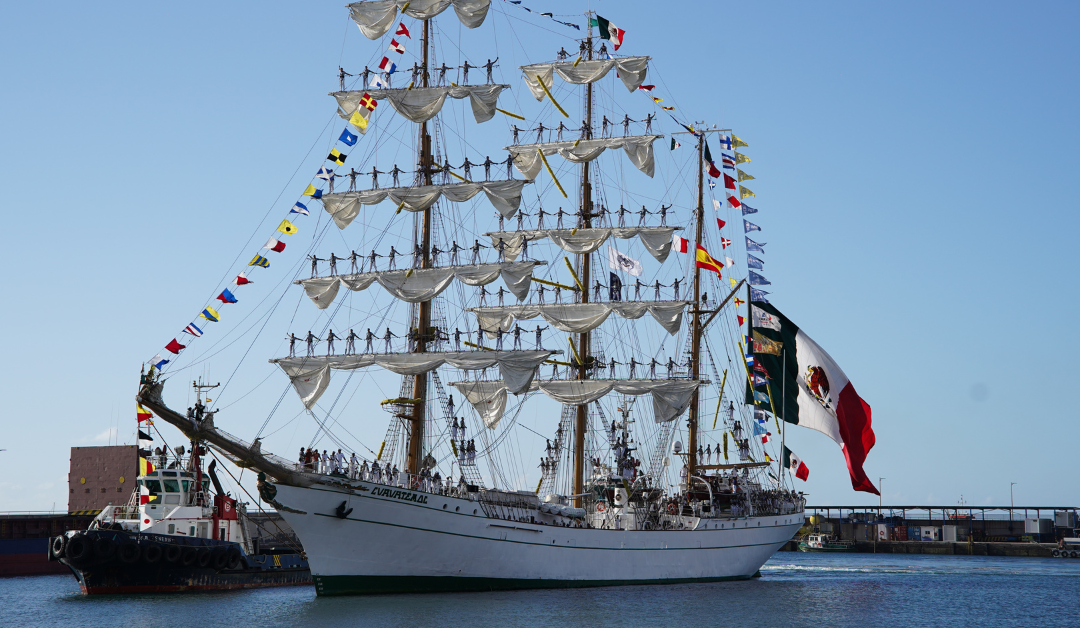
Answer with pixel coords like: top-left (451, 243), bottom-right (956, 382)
top-left (783, 446), bottom-right (810, 481)
top-left (590, 15), bottom-right (625, 50)
top-left (745, 299), bottom-right (879, 495)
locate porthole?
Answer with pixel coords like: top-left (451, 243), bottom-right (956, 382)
top-left (442, 504), bottom-right (447, 510)
top-left (473, 509), bottom-right (477, 515)
top-left (455, 506), bottom-right (460, 512)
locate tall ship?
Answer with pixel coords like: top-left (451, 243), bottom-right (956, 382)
top-left (136, 0), bottom-right (879, 595)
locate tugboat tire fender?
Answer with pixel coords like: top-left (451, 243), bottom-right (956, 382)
top-left (118, 541), bottom-right (141, 564)
top-left (165, 544), bottom-right (183, 563)
top-left (66, 534), bottom-right (92, 564)
top-left (181, 547), bottom-right (199, 566)
top-left (212, 547), bottom-right (228, 570)
top-left (94, 536), bottom-right (117, 560)
top-left (143, 543), bottom-right (163, 564)
top-left (196, 547), bottom-right (213, 568)
top-left (1071, 550), bottom-right (1079, 559)
top-left (225, 547), bottom-right (242, 570)
top-left (50, 535), bottom-right (67, 559)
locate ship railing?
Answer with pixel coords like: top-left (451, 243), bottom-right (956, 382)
top-left (294, 465), bottom-right (481, 501)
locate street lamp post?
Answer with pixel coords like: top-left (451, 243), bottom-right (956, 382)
top-left (1010, 482), bottom-right (1017, 532)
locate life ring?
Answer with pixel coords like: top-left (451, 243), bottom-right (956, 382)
top-left (667, 502), bottom-right (678, 515)
top-left (596, 502), bottom-right (606, 512)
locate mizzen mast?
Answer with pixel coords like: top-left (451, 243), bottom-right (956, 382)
top-left (406, 17), bottom-right (434, 475)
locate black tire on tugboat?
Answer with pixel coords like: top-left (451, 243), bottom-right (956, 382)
top-left (225, 547), bottom-right (242, 570)
top-left (1071, 550), bottom-right (1079, 559)
top-left (164, 544), bottom-right (183, 563)
top-left (196, 547), bottom-right (212, 568)
top-left (143, 543), bottom-right (163, 564)
top-left (211, 547), bottom-right (228, 570)
top-left (181, 547), bottom-right (198, 566)
top-left (1052, 549), bottom-right (1060, 557)
top-left (65, 534), bottom-right (92, 565)
top-left (118, 540), bottom-right (141, 564)
top-left (50, 536), bottom-right (67, 559)
top-left (94, 536), bottom-right (117, 560)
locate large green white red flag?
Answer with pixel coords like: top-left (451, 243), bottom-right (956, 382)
top-left (746, 302), bottom-right (879, 495)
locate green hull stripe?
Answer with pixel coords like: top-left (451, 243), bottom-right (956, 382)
top-left (314, 573), bottom-right (754, 595)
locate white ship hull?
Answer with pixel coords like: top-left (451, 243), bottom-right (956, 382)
top-left (272, 481), bottom-right (802, 595)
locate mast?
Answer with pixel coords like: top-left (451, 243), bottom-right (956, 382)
top-left (687, 129), bottom-right (705, 479)
top-left (407, 18), bottom-right (434, 475)
top-left (572, 19), bottom-right (595, 508)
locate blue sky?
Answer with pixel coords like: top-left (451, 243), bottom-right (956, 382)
top-left (1, 0), bottom-right (1077, 512)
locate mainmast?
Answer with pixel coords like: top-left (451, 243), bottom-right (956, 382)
top-left (407, 18), bottom-right (434, 475)
top-left (572, 19), bottom-right (595, 508)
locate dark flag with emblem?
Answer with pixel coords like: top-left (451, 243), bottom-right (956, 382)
top-left (608, 272), bottom-right (622, 302)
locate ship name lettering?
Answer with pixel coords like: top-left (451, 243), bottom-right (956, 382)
top-left (371, 487), bottom-right (427, 504)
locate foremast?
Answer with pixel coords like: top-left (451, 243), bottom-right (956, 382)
top-left (407, 18), bottom-right (434, 475)
top-left (572, 19), bottom-right (595, 508)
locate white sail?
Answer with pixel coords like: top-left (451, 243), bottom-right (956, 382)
top-left (452, 378), bottom-right (703, 427)
top-left (333, 84), bottom-right (507, 125)
top-left (273, 349), bottom-right (556, 409)
top-left (470, 301), bottom-right (689, 336)
top-left (321, 180), bottom-right (529, 228)
top-left (486, 227), bottom-right (681, 263)
top-left (298, 261), bottom-right (545, 308)
top-left (348, 0), bottom-right (490, 39)
top-left (520, 57), bottom-right (650, 98)
top-left (507, 135), bottom-right (663, 179)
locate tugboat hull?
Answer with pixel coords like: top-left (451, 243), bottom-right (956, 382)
top-left (52, 529), bottom-right (311, 594)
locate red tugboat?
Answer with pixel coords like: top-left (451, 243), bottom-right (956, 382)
top-left (50, 382), bottom-right (311, 594)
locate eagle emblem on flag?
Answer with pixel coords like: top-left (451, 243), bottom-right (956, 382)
top-left (805, 365), bottom-right (832, 411)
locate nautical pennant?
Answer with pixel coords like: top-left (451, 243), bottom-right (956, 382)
top-left (717, 218), bottom-right (726, 230)
top-left (151, 355), bottom-right (169, 370)
top-left (137, 404), bottom-right (153, 422)
top-left (746, 237), bottom-right (766, 253)
top-left (716, 134), bottom-right (733, 150)
top-left (369, 74), bottom-right (388, 89)
top-left (360, 93), bottom-right (378, 111)
top-left (747, 254), bottom-right (764, 270)
top-left (723, 173), bottom-right (736, 190)
top-left (396, 22), bottom-right (411, 38)
top-left (327, 149), bottom-right (347, 165)
top-left (201, 306), bottom-right (221, 322)
top-left (750, 287), bottom-right (770, 303)
top-left (249, 255), bottom-right (270, 268)
top-left (290, 202), bottom-right (309, 215)
top-left (721, 237), bottom-right (731, 249)
top-left (183, 323), bottom-right (203, 337)
top-left (234, 272), bottom-right (252, 285)
top-left (740, 185), bottom-right (755, 199)
top-left (744, 220), bottom-right (761, 233)
top-left (749, 271), bottom-right (771, 286)
top-left (165, 339), bottom-right (185, 354)
top-left (338, 129), bottom-right (358, 146)
top-left (727, 195), bottom-right (741, 209)
top-left (378, 58), bottom-right (397, 74)
top-left (389, 39), bottom-right (406, 54)
top-left (637, 84), bottom-right (655, 91)
top-left (217, 288), bottom-right (238, 304)
top-left (673, 234), bottom-right (689, 253)
top-left (350, 109), bottom-right (371, 130)
top-left (303, 185), bottom-right (323, 199)
top-left (734, 152), bottom-right (750, 164)
top-left (738, 169), bottom-right (754, 182)
top-left (277, 219), bottom-right (298, 235)
top-left (670, 138), bottom-right (680, 150)
top-left (742, 204), bottom-right (758, 216)
top-left (784, 446), bottom-right (810, 481)
top-left (733, 134), bottom-right (749, 148)
top-left (264, 238), bottom-right (286, 252)
top-left (316, 167), bottom-right (334, 180)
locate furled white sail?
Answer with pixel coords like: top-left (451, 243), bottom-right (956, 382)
top-left (298, 261), bottom-right (545, 308)
top-left (507, 135), bottom-right (663, 179)
top-left (470, 301), bottom-right (689, 337)
top-left (520, 57), bottom-right (650, 98)
top-left (332, 85), bottom-right (506, 124)
top-left (321, 180), bottom-right (528, 228)
top-left (486, 227), bottom-right (681, 263)
top-left (274, 349), bottom-right (555, 409)
top-left (348, 0), bottom-right (491, 39)
top-left (451, 378), bottom-right (703, 427)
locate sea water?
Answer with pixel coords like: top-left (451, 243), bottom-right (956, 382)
top-left (4, 552), bottom-right (1076, 627)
